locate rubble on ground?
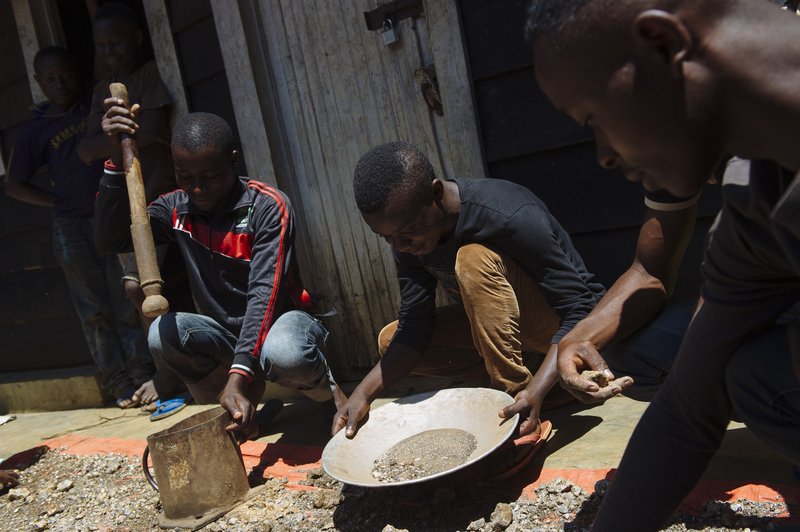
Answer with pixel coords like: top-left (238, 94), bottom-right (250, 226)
top-left (0, 450), bottom-right (793, 531)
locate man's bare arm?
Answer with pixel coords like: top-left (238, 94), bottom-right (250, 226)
top-left (567, 205), bottom-right (696, 350)
top-left (557, 205), bottom-right (697, 399)
top-left (331, 342), bottom-right (422, 438)
top-left (5, 180), bottom-right (54, 208)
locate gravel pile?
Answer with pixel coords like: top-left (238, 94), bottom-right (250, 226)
top-left (0, 449), bottom-right (793, 531)
top-left (0, 450), bottom-right (159, 531)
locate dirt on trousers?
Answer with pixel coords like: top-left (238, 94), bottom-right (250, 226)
top-left (0, 449), bottom-right (793, 532)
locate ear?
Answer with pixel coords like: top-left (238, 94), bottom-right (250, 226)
top-left (136, 29), bottom-right (144, 47)
top-left (431, 178), bottom-right (445, 202)
top-left (632, 9), bottom-right (693, 70)
top-left (230, 149), bottom-right (240, 167)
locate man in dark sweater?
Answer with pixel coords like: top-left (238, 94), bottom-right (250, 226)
top-left (96, 109), bottom-right (345, 439)
top-left (333, 142), bottom-right (661, 457)
top-left (527, 0), bottom-right (800, 529)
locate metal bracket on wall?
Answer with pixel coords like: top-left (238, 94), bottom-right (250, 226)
top-left (364, 0), bottom-right (424, 46)
top-left (414, 64), bottom-right (443, 116)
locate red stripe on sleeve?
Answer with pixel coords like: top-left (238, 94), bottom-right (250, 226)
top-left (249, 184), bottom-right (290, 360)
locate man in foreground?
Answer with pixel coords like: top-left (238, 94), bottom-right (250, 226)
top-left (527, 0), bottom-right (800, 528)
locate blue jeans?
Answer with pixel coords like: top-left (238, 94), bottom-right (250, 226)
top-left (51, 217), bottom-right (151, 397)
top-left (602, 301), bottom-right (694, 400)
top-left (148, 310), bottom-right (337, 404)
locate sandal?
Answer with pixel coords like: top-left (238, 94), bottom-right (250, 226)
top-left (149, 398), bottom-right (188, 421)
top-left (483, 419), bottom-right (553, 481)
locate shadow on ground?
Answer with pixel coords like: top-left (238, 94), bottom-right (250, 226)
top-left (331, 474), bottom-right (524, 532)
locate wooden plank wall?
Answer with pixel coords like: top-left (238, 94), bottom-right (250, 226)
top-left (165, 0), bottom-right (247, 174)
top-left (253, 0), bottom-right (452, 374)
top-left (143, 0), bottom-right (190, 120)
top-left (0, 0), bottom-right (35, 158)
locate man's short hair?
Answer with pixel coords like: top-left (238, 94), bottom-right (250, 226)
top-left (525, 0), bottom-right (727, 45)
top-left (94, 1), bottom-right (142, 29)
top-left (33, 46), bottom-right (78, 73)
top-left (353, 142), bottom-right (436, 214)
top-left (172, 112), bottom-right (235, 156)
top-left (524, 0), bottom-right (593, 44)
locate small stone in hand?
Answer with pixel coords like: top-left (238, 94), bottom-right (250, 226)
top-left (580, 370), bottom-right (608, 388)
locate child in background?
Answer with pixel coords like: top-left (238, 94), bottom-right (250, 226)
top-left (6, 46), bottom-right (151, 407)
top-left (78, 1), bottom-right (188, 412)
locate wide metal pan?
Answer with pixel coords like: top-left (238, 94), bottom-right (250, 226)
top-left (322, 387), bottom-right (518, 487)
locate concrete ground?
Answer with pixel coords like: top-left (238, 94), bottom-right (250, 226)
top-left (1, 376), bottom-right (795, 488)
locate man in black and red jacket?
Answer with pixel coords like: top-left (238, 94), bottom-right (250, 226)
top-left (96, 109), bottom-right (345, 439)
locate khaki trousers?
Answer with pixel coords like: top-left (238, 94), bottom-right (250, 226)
top-left (379, 244), bottom-right (561, 395)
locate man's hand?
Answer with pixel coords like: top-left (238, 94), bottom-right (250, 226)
top-left (331, 392), bottom-right (371, 439)
top-left (499, 384), bottom-right (542, 437)
top-left (219, 374), bottom-right (256, 440)
top-left (100, 97), bottom-right (140, 163)
top-left (558, 339), bottom-right (633, 403)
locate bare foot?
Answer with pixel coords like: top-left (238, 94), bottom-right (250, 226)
top-left (116, 395), bottom-right (138, 409)
top-left (131, 380), bottom-right (159, 405)
top-left (0, 470), bottom-right (19, 489)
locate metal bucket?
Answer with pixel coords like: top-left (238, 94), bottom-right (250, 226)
top-left (142, 407), bottom-right (251, 528)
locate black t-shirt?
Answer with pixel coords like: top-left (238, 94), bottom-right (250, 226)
top-left (392, 178), bottom-right (606, 353)
top-left (593, 157), bottom-right (800, 529)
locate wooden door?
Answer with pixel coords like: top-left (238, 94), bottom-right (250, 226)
top-left (248, 1), bottom-right (483, 375)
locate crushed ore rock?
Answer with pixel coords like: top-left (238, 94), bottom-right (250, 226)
top-left (467, 517), bottom-right (486, 530)
top-left (0, 448), bottom-right (793, 531)
top-left (298, 467), bottom-right (342, 490)
top-left (580, 370), bottom-right (609, 387)
top-left (55, 479), bottom-right (73, 492)
top-left (371, 428), bottom-right (477, 483)
top-left (490, 502), bottom-right (514, 528)
top-left (311, 489), bottom-right (342, 509)
top-left (7, 487), bottom-right (30, 501)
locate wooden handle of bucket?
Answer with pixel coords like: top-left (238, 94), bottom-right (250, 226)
top-left (141, 446), bottom-right (158, 491)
